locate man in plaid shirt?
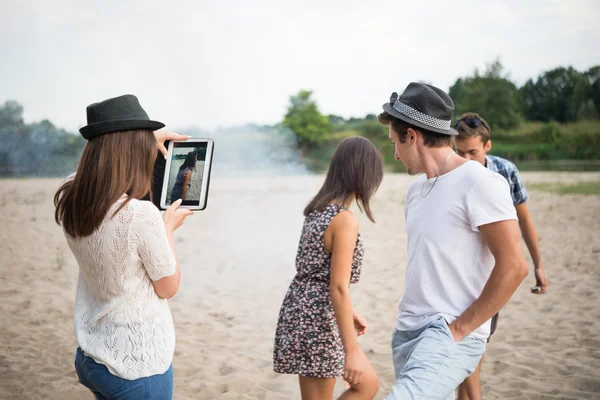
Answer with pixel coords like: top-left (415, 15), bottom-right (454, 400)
top-left (453, 112), bottom-right (549, 400)
top-left (486, 155), bottom-right (529, 205)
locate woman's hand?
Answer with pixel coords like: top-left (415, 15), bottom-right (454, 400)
top-left (343, 346), bottom-right (369, 386)
top-left (162, 199), bottom-right (193, 232)
top-left (154, 130), bottom-right (191, 158)
top-left (353, 310), bottom-right (368, 336)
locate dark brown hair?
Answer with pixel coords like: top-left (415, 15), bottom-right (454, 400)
top-left (453, 112), bottom-right (492, 144)
top-left (304, 136), bottom-right (383, 222)
top-left (54, 130), bottom-right (157, 237)
top-left (377, 111), bottom-right (453, 148)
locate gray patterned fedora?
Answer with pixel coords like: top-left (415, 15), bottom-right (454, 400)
top-left (382, 82), bottom-right (458, 135)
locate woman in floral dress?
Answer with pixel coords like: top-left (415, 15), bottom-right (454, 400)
top-left (274, 136), bottom-right (384, 400)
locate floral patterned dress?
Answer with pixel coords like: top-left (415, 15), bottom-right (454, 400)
top-left (273, 203), bottom-right (364, 378)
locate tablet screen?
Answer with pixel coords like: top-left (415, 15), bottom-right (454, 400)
top-left (165, 141), bottom-right (209, 207)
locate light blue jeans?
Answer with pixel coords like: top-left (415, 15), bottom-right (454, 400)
top-left (75, 348), bottom-right (173, 400)
top-left (384, 317), bottom-right (486, 400)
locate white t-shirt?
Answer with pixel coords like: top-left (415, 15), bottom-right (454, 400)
top-left (65, 197), bottom-right (177, 380)
top-left (396, 160), bottom-right (517, 341)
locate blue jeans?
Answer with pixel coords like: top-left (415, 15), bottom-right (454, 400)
top-left (384, 317), bottom-right (486, 400)
top-left (75, 348), bottom-right (173, 400)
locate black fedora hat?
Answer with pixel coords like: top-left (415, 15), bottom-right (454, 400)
top-left (382, 82), bottom-right (458, 136)
top-left (79, 94), bottom-right (165, 140)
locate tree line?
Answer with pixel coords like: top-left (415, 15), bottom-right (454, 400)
top-left (0, 101), bottom-right (85, 176)
top-left (1, 61), bottom-right (598, 177)
top-left (284, 61), bottom-right (600, 146)
top-left (450, 60), bottom-right (600, 130)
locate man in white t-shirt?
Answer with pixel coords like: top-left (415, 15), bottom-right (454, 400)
top-left (377, 83), bottom-right (529, 399)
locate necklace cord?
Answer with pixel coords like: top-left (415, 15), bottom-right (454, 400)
top-left (420, 151), bottom-right (455, 198)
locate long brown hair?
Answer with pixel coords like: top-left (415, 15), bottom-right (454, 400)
top-left (304, 136), bottom-right (383, 222)
top-left (54, 130), bottom-right (157, 237)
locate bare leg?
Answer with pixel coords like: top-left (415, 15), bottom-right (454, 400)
top-left (457, 354), bottom-right (483, 400)
top-left (299, 375), bottom-right (336, 400)
top-left (337, 360), bottom-right (380, 400)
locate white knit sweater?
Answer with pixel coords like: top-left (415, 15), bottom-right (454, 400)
top-left (65, 197), bottom-right (176, 380)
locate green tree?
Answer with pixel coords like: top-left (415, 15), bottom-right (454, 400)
top-left (449, 60), bottom-right (522, 131)
top-left (577, 99), bottom-right (600, 120)
top-left (0, 100), bottom-right (24, 126)
top-left (283, 90), bottom-right (331, 147)
top-left (585, 66), bottom-right (600, 115)
top-left (519, 67), bottom-right (583, 123)
top-left (328, 114), bottom-right (345, 126)
top-left (0, 101), bottom-right (26, 175)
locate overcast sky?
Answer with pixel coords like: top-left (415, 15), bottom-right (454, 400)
top-left (1, 0), bottom-right (599, 132)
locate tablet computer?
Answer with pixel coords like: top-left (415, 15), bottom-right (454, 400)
top-left (159, 138), bottom-right (214, 210)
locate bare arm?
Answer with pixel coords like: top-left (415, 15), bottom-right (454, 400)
top-left (515, 202), bottom-right (548, 293)
top-left (151, 231), bottom-right (181, 299)
top-left (327, 210), bottom-right (370, 385)
top-left (449, 219), bottom-right (529, 341)
top-left (181, 170), bottom-right (191, 200)
top-left (150, 199), bottom-right (192, 299)
top-left (329, 211), bottom-right (359, 354)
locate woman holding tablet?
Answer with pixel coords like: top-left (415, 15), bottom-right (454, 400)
top-left (54, 94), bottom-right (191, 399)
top-left (171, 151), bottom-right (196, 201)
top-left (273, 136), bottom-right (384, 400)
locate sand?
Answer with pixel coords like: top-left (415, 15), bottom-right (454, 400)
top-left (0, 172), bottom-right (599, 400)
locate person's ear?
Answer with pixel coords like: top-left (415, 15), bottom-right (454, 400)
top-left (407, 128), bottom-right (417, 143)
top-left (485, 139), bottom-right (492, 153)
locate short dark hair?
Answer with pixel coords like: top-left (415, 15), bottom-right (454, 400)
top-left (453, 112), bottom-right (491, 144)
top-left (377, 111), bottom-right (453, 148)
top-left (304, 136), bottom-right (383, 223)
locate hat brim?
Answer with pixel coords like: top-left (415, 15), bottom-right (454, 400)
top-left (79, 119), bottom-right (166, 140)
top-left (382, 103), bottom-right (458, 136)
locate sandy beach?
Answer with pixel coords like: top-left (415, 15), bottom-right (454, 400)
top-left (1, 172), bottom-right (599, 400)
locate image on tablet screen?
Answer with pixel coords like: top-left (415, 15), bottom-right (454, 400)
top-left (166, 142), bottom-right (207, 206)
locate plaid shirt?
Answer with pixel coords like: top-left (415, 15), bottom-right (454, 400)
top-left (485, 155), bottom-right (528, 205)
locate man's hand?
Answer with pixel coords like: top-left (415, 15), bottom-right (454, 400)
top-left (448, 321), bottom-right (467, 342)
top-left (515, 203), bottom-right (547, 295)
top-left (154, 130), bottom-right (191, 157)
top-left (531, 262), bottom-right (548, 294)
